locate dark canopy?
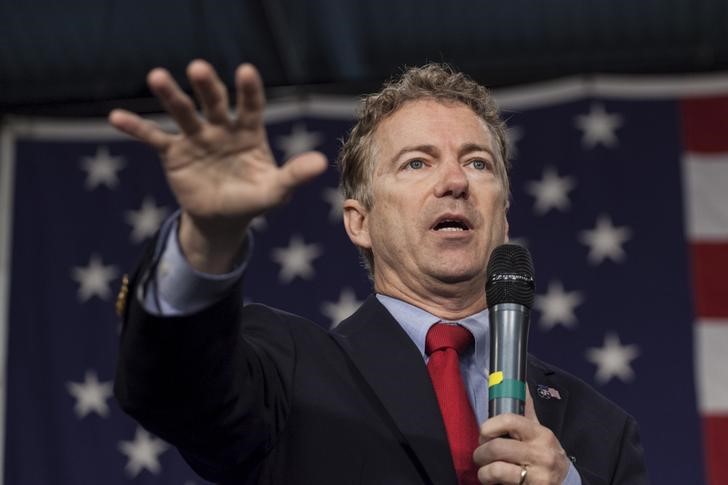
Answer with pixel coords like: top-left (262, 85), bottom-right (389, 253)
top-left (2, 0), bottom-right (726, 113)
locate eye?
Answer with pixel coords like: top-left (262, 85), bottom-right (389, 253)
top-left (406, 159), bottom-right (425, 170)
top-left (469, 159), bottom-right (490, 171)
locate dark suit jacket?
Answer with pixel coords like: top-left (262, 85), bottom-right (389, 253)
top-left (115, 266), bottom-right (648, 484)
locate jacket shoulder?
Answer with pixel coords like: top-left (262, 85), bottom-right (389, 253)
top-left (527, 354), bottom-right (649, 484)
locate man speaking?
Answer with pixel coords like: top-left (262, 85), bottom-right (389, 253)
top-left (110, 60), bottom-right (648, 484)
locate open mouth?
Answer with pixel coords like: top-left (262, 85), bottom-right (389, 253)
top-left (432, 218), bottom-right (471, 232)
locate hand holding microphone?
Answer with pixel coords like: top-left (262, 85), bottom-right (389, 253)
top-left (473, 244), bottom-right (570, 484)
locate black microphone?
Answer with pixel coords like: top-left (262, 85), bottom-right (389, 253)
top-left (486, 244), bottom-right (535, 417)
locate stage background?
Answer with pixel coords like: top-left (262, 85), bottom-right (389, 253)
top-left (2, 72), bottom-right (728, 484)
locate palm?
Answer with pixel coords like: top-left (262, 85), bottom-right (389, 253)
top-left (162, 125), bottom-right (281, 221)
top-left (110, 61), bottom-right (326, 228)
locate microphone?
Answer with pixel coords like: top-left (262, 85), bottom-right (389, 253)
top-left (486, 244), bottom-right (535, 417)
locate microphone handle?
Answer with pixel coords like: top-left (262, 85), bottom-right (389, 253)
top-left (488, 303), bottom-right (530, 417)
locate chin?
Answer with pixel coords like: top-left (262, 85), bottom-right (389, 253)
top-left (436, 274), bottom-right (474, 285)
top-left (429, 265), bottom-right (482, 285)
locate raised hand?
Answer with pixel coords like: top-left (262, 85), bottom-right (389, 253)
top-left (109, 60), bottom-right (327, 272)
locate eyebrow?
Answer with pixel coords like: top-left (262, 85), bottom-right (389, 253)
top-left (388, 144), bottom-right (437, 165)
top-left (460, 143), bottom-right (495, 159)
top-left (389, 143), bottom-right (495, 166)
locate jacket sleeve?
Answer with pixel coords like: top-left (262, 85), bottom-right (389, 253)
top-left (576, 413), bottom-right (649, 485)
top-left (609, 415), bottom-right (649, 484)
top-left (114, 252), bottom-right (298, 482)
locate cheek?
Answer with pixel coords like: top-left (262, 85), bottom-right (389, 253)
top-left (372, 191), bottom-right (404, 230)
top-left (480, 206), bottom-right (507, 243)
top-left (370, 183), bottom-right (428, 246)
top-left (492, 214), bottom-right (508, 244)
top-left (368, 205), bottom-right (398, 247)
top-left (371, 208), bottom-right (419, 256)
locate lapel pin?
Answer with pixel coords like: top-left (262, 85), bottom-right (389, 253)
top-left (536, 384), bottom-right (562, 400)
top-left (116, 274), bottom-right (129, 317)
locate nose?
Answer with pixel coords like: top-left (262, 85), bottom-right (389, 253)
top-left (433, 160), bottom-right (469, 199)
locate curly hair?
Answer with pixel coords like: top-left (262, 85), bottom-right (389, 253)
top-left (336, 63), bottom-right (510, 274)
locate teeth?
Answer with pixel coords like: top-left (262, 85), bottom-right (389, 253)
top-left (437, 227), bottom-right (464, 231)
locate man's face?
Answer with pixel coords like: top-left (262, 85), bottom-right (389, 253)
top-left (353, 99), bottom-right (508, 293)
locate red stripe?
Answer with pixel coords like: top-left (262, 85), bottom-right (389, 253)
top-left (704, 415), bottom-right (728, 485)
top-left (680, 97), bottom-right (728, 153)
top-left (691, 243), bottom-right (728, 318)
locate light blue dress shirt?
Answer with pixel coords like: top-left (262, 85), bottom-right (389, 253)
top-left (143, 217), bottom-right (580, 484)
top-left (375, 294), bottom-right (491, 424)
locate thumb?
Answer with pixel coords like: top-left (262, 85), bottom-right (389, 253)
top-left (279, 151), bottom-right (328, 192)
top-left (525, 384), bottom-right (540, 424)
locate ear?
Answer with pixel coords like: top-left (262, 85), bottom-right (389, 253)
top-left (343, 199), bottom-right (372, 249)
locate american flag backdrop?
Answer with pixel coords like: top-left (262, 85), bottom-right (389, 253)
top-left (1, 73), bottom-right (727, 484)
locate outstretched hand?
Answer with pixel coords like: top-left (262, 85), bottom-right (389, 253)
top-left (109, 60), bottom-right (327, 272)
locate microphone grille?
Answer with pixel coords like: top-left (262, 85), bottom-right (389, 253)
top-left (486, 244), bottom-right (535, 308)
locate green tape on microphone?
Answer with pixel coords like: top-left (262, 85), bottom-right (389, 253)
top-left (488, 371), bottom-right (526, 401)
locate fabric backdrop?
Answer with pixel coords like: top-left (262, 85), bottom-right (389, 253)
top-left (1, 73), bottom-right (727, 484)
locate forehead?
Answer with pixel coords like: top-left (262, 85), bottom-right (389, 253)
top-left (371, 99), bottom-right (493, 160)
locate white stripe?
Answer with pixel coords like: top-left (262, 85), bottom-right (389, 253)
top-left (695, 320), bottom-right (728, 413)
top-left (3, 96), bottom-right (358, 140)
top-left (497, 78), bottom-right (590, 111)
top-left (0, 124), bottom-right (18, 485)
top-left (266, 95), bottom-right (358, 121)
top-left (682, 153), bottom-right (728, 240)
top-left (496, 72), bottom-right (728, 110)
top-left (591, 73), bottom-right (728, 98)
top-left (2, 115), bottom-right (173, 139)
top-left (6, 70), bottom-right (728, 137)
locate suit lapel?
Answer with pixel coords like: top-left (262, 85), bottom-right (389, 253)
top-left (332, 295), bottom-right (456, 485)
top-left (331, 298), bottom-right (574, 483)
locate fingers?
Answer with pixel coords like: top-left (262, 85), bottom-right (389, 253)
top-left (123, 61), bottom-right (262, 140)
top-left (476, 414), bottom-right (570, 484)
top-left (476, 461), bottom-right (527, 485)
top-left (278, 151), bottom-right (328, 192)
top-left (479, 414), bottom-right (537, 443)
top-left (474, 435), bottom-right (528, 468)
top-left (108, 109), bottom-right (171, 151)
top-left (147, 68), bottom-right (203, 136)
top-left (476, 453), bottom-right (566, 485)
top-left (235, 63), bottom-right (266, 130)
top-left (188, 60), bottom-right (231, 126)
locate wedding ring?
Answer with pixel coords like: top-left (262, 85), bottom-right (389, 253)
top-left (518, 464), bottom-right (528, 485)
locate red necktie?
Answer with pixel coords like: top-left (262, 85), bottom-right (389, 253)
top-left (426, 323), bottom-right (480, 485)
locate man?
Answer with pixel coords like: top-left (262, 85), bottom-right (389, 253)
top-left (110, 60), bottom-right (648, 484)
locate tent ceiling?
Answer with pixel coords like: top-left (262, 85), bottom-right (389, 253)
top-left (2, 0), bottom-right (726, 113)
